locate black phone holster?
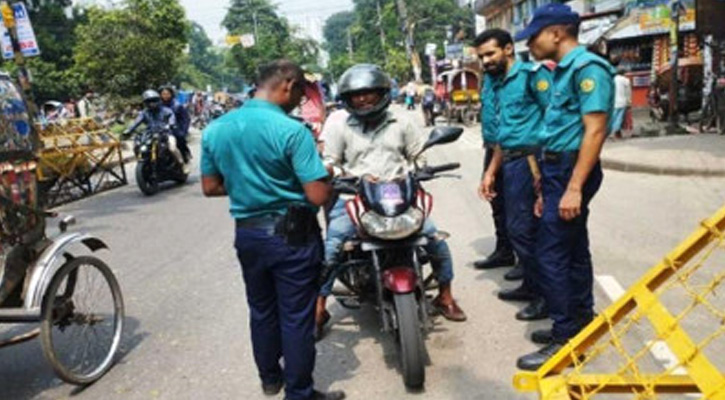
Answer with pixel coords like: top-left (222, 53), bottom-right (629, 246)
top-left (276, 203), bottom-right (320, 246)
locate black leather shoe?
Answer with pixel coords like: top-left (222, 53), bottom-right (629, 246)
top-left (262, 381), bottom-right (284, 396)
top-left (504, 263), bottom-right (524, 281)
top-left (517, 342), bottom-right (565, 371)
top-left (474, 249), bottom-right (516, 270)
top-left (531, 329), bottom-right (553, 345)
top-left (516, 297), bottom-right (549, 321)
top-left (497, 285), bottom-right (535, 302)
top-left (307, 390), bottom-right (346, 400)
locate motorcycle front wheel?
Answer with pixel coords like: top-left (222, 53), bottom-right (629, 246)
top-left (394, 293), bottom-right (425, 389)
top-left (135, 161), bottom-right (159, 196)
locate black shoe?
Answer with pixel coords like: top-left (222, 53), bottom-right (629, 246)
top-left (504, 263), bottom-right (524, 281)
top-left (531, 329), bottom-right (553, 345)
top-left (262, 381), bottom-right (284, 396)
top-left (517, 342), bottom-right (565, 371)
top-left (516, 297), bottom-right (549, 321)
top-left (474, 249), bottom-right (516, 270)
top-left (497, 285), bottom-right (535, 302)
top-left (305, 390), bottom-right (346, 400)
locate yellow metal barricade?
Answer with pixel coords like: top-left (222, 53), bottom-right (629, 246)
top-left (514, 205), bottom-right (725, 399)
top-left (36, 118), bottom-right (127, 207)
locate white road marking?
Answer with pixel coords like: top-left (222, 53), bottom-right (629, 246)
top-left (595, 275), bottom-right (689, 377)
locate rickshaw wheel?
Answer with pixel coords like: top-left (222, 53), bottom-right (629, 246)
top-left (40, 256), bottom-right (124, 385)
top-left (462, 110), bottom-right (477, 127)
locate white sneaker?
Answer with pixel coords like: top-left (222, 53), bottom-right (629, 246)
top-left (182, 164), bottom-right (191, 175)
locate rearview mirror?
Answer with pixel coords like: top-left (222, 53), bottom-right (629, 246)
top-left (420, 126), bottom-right (464, 154)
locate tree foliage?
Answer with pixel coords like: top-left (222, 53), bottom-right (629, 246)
top-left (73, 0), bottom-right (189, 100)
top-left (323, 0), bottom-right (473, 82)
top-left (223, 0), bottom-right (320, 82)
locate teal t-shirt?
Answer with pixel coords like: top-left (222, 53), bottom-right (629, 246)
top-left (200, 99), bottom-right (328, 219)
top-left (542, 46), bottom-right (615, 152)
top-left (497, 61), bottom-right (551, 149)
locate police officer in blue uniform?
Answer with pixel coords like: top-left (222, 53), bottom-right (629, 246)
top-left (201, 60), bottom-right (346, 400)
top-left (514, 4), bottom-right (614, 371)
top-left (475, 45), bottom-right (520, 280)
top-left (476, 29), bottom-right (552, 321)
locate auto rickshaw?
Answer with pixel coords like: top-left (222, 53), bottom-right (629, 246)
top-left (438, 68), bottom-right (481, 126)
top-left (648, 57), bottom-right (703, 123)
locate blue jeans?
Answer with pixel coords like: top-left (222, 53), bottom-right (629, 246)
top-left (502, 156), bottom-right (541, 295)
top-left (234, 226), bottom-right (322, 400)
top-left (537, 155), bottom-right (603, 341)
top-left (320, 199), bottom-right (454, 297)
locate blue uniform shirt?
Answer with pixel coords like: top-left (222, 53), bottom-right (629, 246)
top-left (200, 99), bottom-right (328, 220)
top-left (481, 73), bottom-right (501, 145)
top-left (543, 46), bottom-right (615, 152)
top-left (497, 61), bottom-right (552, 149)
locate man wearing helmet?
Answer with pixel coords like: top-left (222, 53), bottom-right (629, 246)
top-left (124, 90), bottom-right (185, 170)
top-left (315, 64), bottom-right (467, 338)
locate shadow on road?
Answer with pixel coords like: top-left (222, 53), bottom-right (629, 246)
top-left (0, 316), bottom-right (148, 400)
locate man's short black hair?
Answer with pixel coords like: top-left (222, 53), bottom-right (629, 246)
top-left (256, 59), bottom-right (305, 88)
top-left (473, 28), bottom-right (514, 49)
top-left (564, 23), bottom-right (580, 38)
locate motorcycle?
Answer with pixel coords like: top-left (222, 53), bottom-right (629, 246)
top-left (329, 126), bottom-right (463, 389)
top-left (132, 126), bottom-right (188, 196)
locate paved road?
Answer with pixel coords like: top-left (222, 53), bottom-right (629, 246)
top-left (2, 106), bottom-right (724, 400)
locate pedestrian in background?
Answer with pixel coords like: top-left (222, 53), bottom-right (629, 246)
top-left (77, 90), bottom-right (97, 119)
top-left (200, 59), bottom-right (345, 400)
top-left (611, 67), bottom-right (632, 138)
top-left (515, 3), bottom-right (614, 371)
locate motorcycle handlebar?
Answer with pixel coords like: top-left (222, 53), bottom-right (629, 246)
top-left (426, 163), bottom-right (461, 174)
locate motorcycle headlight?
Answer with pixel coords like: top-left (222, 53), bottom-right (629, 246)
top-left (140, 145), bottom-right (149, 153)
top-left (359, 208), bottom-right (424, 240)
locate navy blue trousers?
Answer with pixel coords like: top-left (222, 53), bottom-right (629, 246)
top-left (502, 157), bottom-right (540, 295)
top-left (485, 147), bottom-right (512, 253)
top-left (234, 226), bottom-right (322, 400)
top-left (537, 155), bottom-right (603, 341)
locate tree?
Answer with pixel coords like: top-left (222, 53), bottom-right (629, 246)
top-left (0, 0), bottom-right (87, 102)
top-left (223, 0), bottom-right (320, 81)
top-left (74, 0), bottom-right (189, 101)
top-left (323, 0), bottom-right (473, 82)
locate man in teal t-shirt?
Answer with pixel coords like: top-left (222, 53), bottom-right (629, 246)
top-left (514, 3), bottom-right (614, 371)
top-left (477, 28), bottom-right (552, 323)
top-left (201, 60), bottom-right (344, 400)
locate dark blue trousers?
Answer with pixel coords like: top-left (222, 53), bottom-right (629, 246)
top-left (502, 157), bottom-right (540, 295)
top-left (234, 226), bottom-right (322, 400)
top-left (485, 147), bottom-right (512, 253)
top-left (537, 155), bottom-right (603, 342)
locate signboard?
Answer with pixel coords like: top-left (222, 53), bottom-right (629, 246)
top-left (608, 0), bottom-right (696, 39)
top-left (225, 35), bottom-right (241, 46)
top-left (445, 43), bottom-right (464, 59)
top-left (240, 33), bottom-right (256, 48)
top-left (425, 43), bottom-right (437, 57)
top-left (1, 3), bottom-right (40, 60)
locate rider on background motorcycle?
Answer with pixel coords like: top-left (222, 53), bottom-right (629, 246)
top-left (316, 64), bottom-right (467, 338)
top-left (123, 90), bottom-right (186, 171)
top-left (159, 86), bottom-right (192, 164)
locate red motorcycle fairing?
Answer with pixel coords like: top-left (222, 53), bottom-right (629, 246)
top-left (382, 267), bottom-right (418, 294)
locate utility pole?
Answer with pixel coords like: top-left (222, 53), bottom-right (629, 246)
top-left (376, 0), bottom-right (388, 64)
top-left (347, 27), bottom-right (354, 62)
top-left (667, 0), bottom-right (686, 134)
top-left (394, 0), bottom-right (422, 82)
top-left (253, 11), bottom-right (259, 41)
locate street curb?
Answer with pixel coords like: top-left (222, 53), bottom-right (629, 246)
top-left (601, 157), bottom-right (725, 178)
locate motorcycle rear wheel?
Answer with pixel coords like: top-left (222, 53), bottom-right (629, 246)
top-left (135, 161), bottom-right (159, 196)
top-left (394, 293), bottom-right (425, 389)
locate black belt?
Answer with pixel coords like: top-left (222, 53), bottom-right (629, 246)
top-left (542, 150), bottom-right (579, 164)
top-left (235, 214), bottom-right (284, 231)
top-left (502, 147), bottom-right (540, 162)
